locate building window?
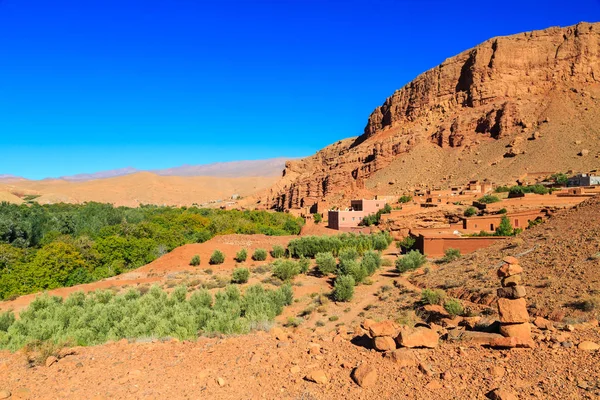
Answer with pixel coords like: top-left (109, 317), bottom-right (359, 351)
top-left (342, 218), bottom-right (345, 221)
top-left (474, 224), bottom-right (478, 228)
top-left (352, 217), bottom-right (355, 221)
top-left (490, 224), bottom-right (494, 231)
top-left (514, 219), bottom-right (519, 227)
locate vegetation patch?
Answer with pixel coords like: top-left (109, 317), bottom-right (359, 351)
top-left (396, 250), bottom-right (427, 273)
top-left (0, 284), bottom-right (293, 351)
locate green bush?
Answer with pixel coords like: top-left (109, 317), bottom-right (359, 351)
top-left (444, 298), bottom-right (464, 316)
top-left (298, 257), bottom-right (311, 274)
top-left (231, 268), bottom-right (250, 284)
top-left (551, 173), bottom-right (568, 186)
top-left (0, 284), bottom-right (293, 351)
top-left (252, 248), bottom-right (268, 261)
top-left (497, 208), bottom-right (507, 214)
top-left (209, 250), bottom-right (225, 265)
top-left (272, 260), bottom-right (300, 281)
top-left (190, 255), bottom-right (201, 266)
top-left (464, 207), bottom-right (477, 217)
top-left (398, 195), bottom-right (413, 203)
top-left (286, 232), bottom-right (392, 258)
top-left (315, 252), bottom-right (336, 275)
top-left (313, 213), bottom-right (322, 224)
top-left (338, 248), bottom-right (359, 267)
top-left (235, 249), bottom-right (248, 263)
top-left (338, 260), bottom-right (367, 284)
top-left (270, 245), bottom-right (286, 259)
top-left (442, 248), bottom-right (461, 263)
top-left (333, 275), bottom-right (355, 302)
top-left (396, 236), bottom-right (416, 252)
top-left (396, 250), bottom-right (427, 273)
top-left (360, 250), bottom-right (382, 275)
top-left (421, 288), bottom-right (446, 305)
top-left (478, 195), bottom-right (501, 204)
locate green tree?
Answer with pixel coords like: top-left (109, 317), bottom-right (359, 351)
top-left (333, 275), bottom-right (355, 302)
top-left (464, 207), bottom-right (477, 217)
top-left (313, 213), bottom-right (322, 224)
top-left (495, 216), bottom-right (514, 236)
top-left (395, 250), bottom-right (427, 273)
top-left (27, 242), bottom-right (87, 290)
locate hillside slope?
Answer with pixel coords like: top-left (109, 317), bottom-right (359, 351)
top-left (257, 22), bottom-right (600, 210)
top-left (412, 195), bottom-right (600, 319)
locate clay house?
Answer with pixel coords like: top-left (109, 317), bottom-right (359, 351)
top-left (460, 209), bottom-right (546, 233)
top-left (412, 229), bottom-right (507, 257)
top-left (328, 198), bottom-right (388, 231)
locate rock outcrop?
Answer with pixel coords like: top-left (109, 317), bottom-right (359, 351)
top-left (257, 22), bottom-right (600, 210)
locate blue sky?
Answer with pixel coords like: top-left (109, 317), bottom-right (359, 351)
top-left (1, 0), bottom-right (598, 179)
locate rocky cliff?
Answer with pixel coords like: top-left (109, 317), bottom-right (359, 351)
top-left (257, 22), bottom-right (600, 211)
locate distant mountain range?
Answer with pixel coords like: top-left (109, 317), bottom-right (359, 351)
top-left (1, 158), bottom-right (292, 183)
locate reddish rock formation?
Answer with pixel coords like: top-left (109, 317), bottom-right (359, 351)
top-left (257, 22), bottom-right (600, 211)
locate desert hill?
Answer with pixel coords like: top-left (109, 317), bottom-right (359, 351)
top-left (257, 22), bottom-right (600, 211)
top-left (1, 172), bottom-right (277, 207)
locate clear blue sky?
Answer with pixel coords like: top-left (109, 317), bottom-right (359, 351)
top-left (1, 0), bottom-right (598, 179)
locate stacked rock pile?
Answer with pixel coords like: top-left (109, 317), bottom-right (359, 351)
top-left (493, 256), bottom-right (534, 348)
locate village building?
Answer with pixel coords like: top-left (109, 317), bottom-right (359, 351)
top-left (460, 209), bottom-right (546, 233)
top-left (568, 173), bottom-right (600, 187)
top-left (412, 229), bottom-right (507, 257)
top-left (328, 198), bottom-right (388, 231)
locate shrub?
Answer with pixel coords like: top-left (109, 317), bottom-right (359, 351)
top-left (444, 298), bottom-right (464, 316)
top-left (190, 255), bottom-right (201, 266)
top-left (333, 275), bottom-right (355, 302)
top-left (372, 235), bottom-right (389, 251)
top-left (298, 257), bottom-right (311, 274)
top-left (497, 208), bottom-right (507, 214)
top-left (396, 250), bottom-right (427, 273)
top-left (252, 249), bottom-right (268, 261)
top-left (421, 288), bottom-right (446, 305)
top-left (315, 252), bottom-right (336, 275)
top-left (286, 232), bottom-right (391, 258)
top-left (361, 251), bottom-right (382, 275)
top-left (235, 249), bottom-right (248, 263)
top-left (231, 268), bottom-right (250, 284)
top-left (313, 213), bottom-right (322, 224)
top-left (398, 195), bottom-right (412, 203)
top-left (495, 216), bottom-right (514, 236)
top-left (209, 250), bottom-right (225, 265)
top-left (478, 195), bottom-right (501, 204)
top-left (272, 260), bottom-right (300, 281)
top-left (397, 236), bottom-right (416, 252)
top-left (338, 260), bottom-right (368, 284)
top-left (442, 248), bottom-right (461, 263)
top-left (464, 207), bottom-right (477, 217)
top-left (551, 173), bottom-right (568, 186)
top-left (270, 245), bottom-right (286, 259)
top-left (495, 186), bottom-right (510, 193)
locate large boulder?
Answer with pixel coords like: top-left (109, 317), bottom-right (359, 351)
top-left (396, 327), bottom-right (439, 348)
top-left (497, 298), bottom-right (529, 323)
top-left (352, 364), bottom-right (378, 387)
top-left (373, 336), bottom-right (396, 352)
top-left (369, 320), bottom-right (399, 338)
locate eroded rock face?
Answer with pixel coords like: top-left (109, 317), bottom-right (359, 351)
top-left (258, 22), bottom-right (600, 210)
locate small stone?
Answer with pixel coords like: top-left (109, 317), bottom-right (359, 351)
top-left (501, 275), bottom-right (522, 287)
top-left (564, 324), bottom-right (575, 332)
top-left (497, 286), bottom-right (527, 299)
top-left (217, 377), bottom-right (226, 387)
top-left (361, 319), bottom-right (376, 330)
top-left (502, 256), bottom-right (519, 265)
top-left (308, 343), bottom-right (321, 355)
top-left (271, 327), bottom-right (288, 341)
top-left (0, 390), bottom-right (10, 400)
top-left (368, 320), bottom-right (399, 338)
top-left (290, 366), bottom-right (301, 374)
top-left (373, 336), bottom-right (396, 352)
top-left (352, 364), bottom-right (378, 387)
top-left (497, 298), bottom-right (529, 323)
top-left (490, 366), bottom-right (506, 380)
top-left (533, 317), bottom-right (554, 330)
top-left (384, 348), bottom-right (417, 368)
top-left (497, 264), bottom-right (523, 278)
top-left (305, 370), bottom-right (328, 384)
top-left (561, 341), bottom-right (573, 348)
top-left (425, 380), bottom-right (443, 390)
top-left (12, 388), bottom-right (31, 400)
top-left (418, 362), bottom-right (435, 377)
top-left (487, 388), bottom-right (518, 400)
top-left (423, 304), bottom-right (450, 318)
top-left (579, 149), bottom-right (589, 156)
top-left (45, 356), bottom-right (58, 367)
top-left (578, 341), bottom-right (600, 351)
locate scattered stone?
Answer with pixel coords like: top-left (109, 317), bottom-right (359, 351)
top-left (308, 343), bottom-right (321, 355)
top-left (0, 390), bottom-right (10, 400)
top-left (487, 388), bottom-right (518, 400)
top-left (561, 341), bottom-right (573, 348)
top-left (397, 327), bottom-right (439, 348)
top-left (361, 319), bottom-right (376, 330)
top-left (418, 362), bottom-right (435, 377)
top-left (373, 336), bottom-right (396, 352)
top-left (564, 324), bottom-right (575, 332)
top-left (12, 388), bottom-right (31, 400)
top-left (425, 380), bottom-right (443, 390)
top-left (368, 320), bottom-right (399, 338)
top-left (579, 149), bottom-right (590, 156)
top-left (448, 331), bottom-right (504, 346)
top-left (489, 336), bottom-right (534, 349)
top-left (271, 327), bottom-right (288, 341)
top-left (578, 341), bottom-right (600, 351)
top-left (533, 317), bottom-right (554, 330)
top-left (424, 304), bottom-right (450, 318)
top-left (45, 356), bottom-right (58, 367)
top-left (502, 256), bottom-right (519, 265)
top-left (290, 366), bottom-right (301, 374)
top-left (305, 370), bottom-right (328, 384)
top-left (217, 377), bottom-right (226, 387)
top-left (351, 364), bottom-right (378, 387)
top-left (384, 348), bottom-right (417, 367)
top-left (460, 316), bottom-right (482, 330)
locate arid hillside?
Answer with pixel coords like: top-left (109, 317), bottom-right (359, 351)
top-left (0, 172), bottom-right (277, 207)
top-left (258, 22), bottom-right (600, 210)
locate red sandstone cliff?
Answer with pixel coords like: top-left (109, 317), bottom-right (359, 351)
top-left (256, 22), bottom-right (600, 211)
